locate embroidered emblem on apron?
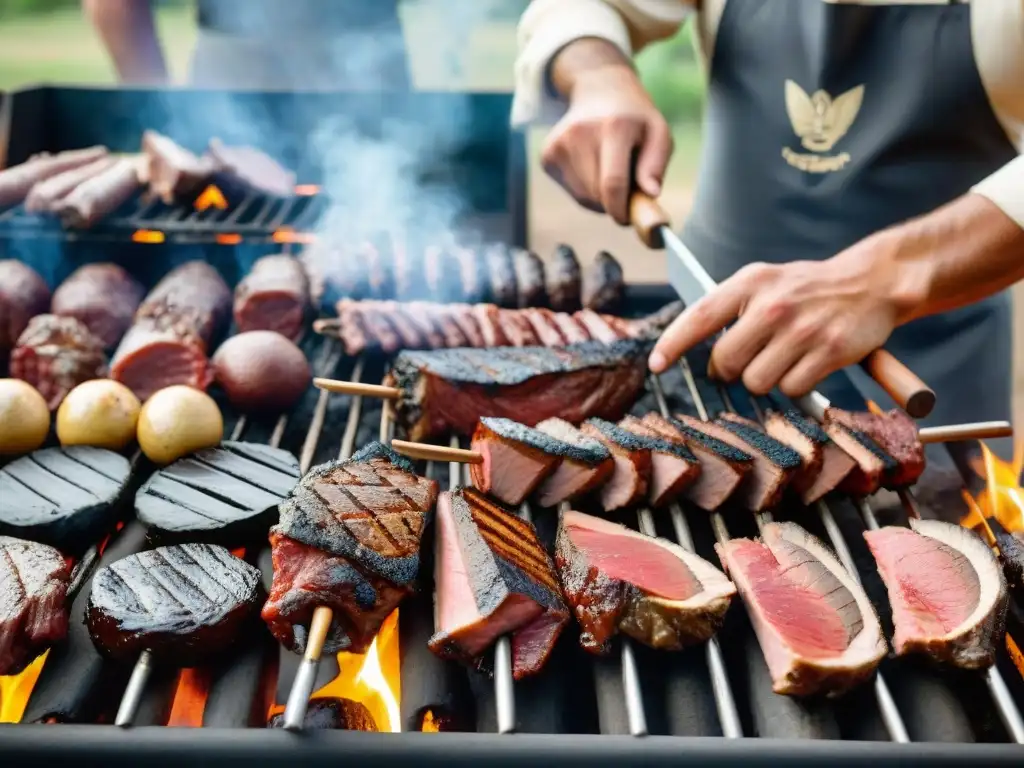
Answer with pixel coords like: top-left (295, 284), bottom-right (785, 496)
top-left (782, 80), bottom-right (864, 173)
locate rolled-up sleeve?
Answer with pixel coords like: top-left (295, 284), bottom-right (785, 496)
top-left (973, 157), bottom-right (1024, 230)
top-left (511, 0), bottom-right (693, 127)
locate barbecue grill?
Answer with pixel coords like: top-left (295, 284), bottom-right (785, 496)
top-left (1, 84), bottom-right (1023, 767)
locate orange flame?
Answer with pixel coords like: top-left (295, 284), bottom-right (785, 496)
top-left (420, 709), bottom-right (440, 732)
top-left (963, 442), bottom-right (1024, 535)
top-left (294, 185), bottom-right (320, 196)
top-left (132, 229), bottom-right (165, 244)
top-left (166, 668), bottom-right (212, 727)
top-left (215, 233), bottom-right (243, 245)
top-left (194, 185), bottom-right (228, 212)
top-left (272, 227), bottom-right (316, 245)
top-left (0, 652), bottom-right (48, 724)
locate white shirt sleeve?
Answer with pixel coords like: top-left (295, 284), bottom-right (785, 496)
top-left (972, 155), bottom-right (1024, 230)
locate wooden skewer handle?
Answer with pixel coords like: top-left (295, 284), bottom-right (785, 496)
top-left (304, 605), bottom-right (334, 662)
top-left (313, 377), bottom-right (401, 400)
top-left (391, 439), bottom-right (483, 464)
top-left (860, 349), bottom-right (936, 419)
top-left (918, 421), bottom-right (1013, 444)
top-left (312, 318), bottom-right (340, 336)
top-left (629, 191), bottom-right (671, 249)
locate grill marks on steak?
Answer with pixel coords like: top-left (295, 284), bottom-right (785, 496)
top-left (86, 543), bottom-right (263, 665)
top-left (429, 487), bottom-right (568, 679)
top-left (579, 419), bottom-right (651, 511)
top-left (533, 418), bottom-right (614, 507)
top-left (261, 533), bottom-right (410, 655)
top-left (273, 442), bottom-right (438, 587)
top-left (826, 408), bottom-right (924, 488)
top-left (864, 519), bottom-right (1007, 669)
top-left (555, 511), bottom-right (734, 654)
top-left (616, 416), bottom-right (701, 508)
top-left (469, 418), bottom-right (565, 507)
top-left (10, 314), bottom-right (107, 410)
top-left (0, 536), bottom-right (71, 676)
top-left (716, 521), bottom-right (885, 697)
top-left (386, 339), bottom-right (648, 441)
top-left (764, 410), bottom-right (855, 504)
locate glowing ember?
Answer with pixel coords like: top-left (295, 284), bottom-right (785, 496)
top-left (420, 709), bottom-right (440, 732)
top-left (132, 229), bottom-right (165, 244)
top-left (272, 228), bottom-right (315, 245)
top-left (0, 652), bottom-right (48, 724)
top-left (166, 668), bottom-right (212, 727)
top-left (215, 233), bottom-right (243, 245)
top-left (294, 184), bottom-right (320, 196)
top-left (194, 185), bottom-right (228, 212)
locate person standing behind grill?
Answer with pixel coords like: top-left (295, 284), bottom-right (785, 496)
top-left (514, 0), bottom-right (1023, 440)
top-left (83, 0), bottom-right (410, 90)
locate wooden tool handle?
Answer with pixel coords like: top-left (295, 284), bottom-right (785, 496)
top-left (860, 350), bottom-right (936, 419)
top-left (304, 605), bottom-right (334, 662)
top-left (391, 439), bottom-right (483, 464)
top-left (313, 377), bottom-right (401, 400)
top-left (629, 191), bottom-right (671, 249)
top-left (918, 421), bottom-right (1013, 444)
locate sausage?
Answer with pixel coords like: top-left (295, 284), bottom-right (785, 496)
top-left (51, 263), bottom-right (145, 349)
top-left (53, 156), bottom-right (142, 229)
top-left (0, 260), bottom-right (51, 353)
top-left (25, 156), bottom-right (117, 213)
top-left (547, 243), bottom-right (582, 313)
top-left (140, 130), bottom-right (216, 204)
top-left (110, 261), bottom-right (231, 401)
top-left (10, 315), bottom-right (107, 410)
top-left (582, 250), bottom-right (625, 314)
top-left (0, 147), bottom-right (108, 207)
top-left (233, 254), bottom-right (310, 340)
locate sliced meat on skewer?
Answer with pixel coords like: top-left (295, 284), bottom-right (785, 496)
top-left (547, 243), bottom-right (582, 313)
top-left (54, 156), bottom-right (143, 229)
top-left (533, 418), bottom-right (614, 507)
top-left (496, 307), bottom-right (540, 347)
top-left (821, 413), bottom-right (898, 497)
top-left (10, 315), bottom-right (107, 410)
top-left (0, 536), bottom-right (71, 676)
top-left (547, 310), bottom-right (590, 344)
top-left (428, 487), bottom-right (569, 680)
top-left (640, 412), bottom-right (753, 511)
top-left (470, 304), bottom-right (509, 347)
top-left (140, 130), bottom-right (216, 203)
top-left (485, 244), bottom-right (518, 308)
top-left (555, 510), bottom-right (735, 654)
top-left (520, 308), bottom-right (567, 347)
top-left (0, 260), bottom-right (51, 353)
top-left (50, 263), bottom-right (145, 349)
top-left (764, 410), bottom-right (856, 504)
top-left (25, 156), bottom-right (117, 213)
top-left (616, 415), bottom-right (703, 507)
top-left (825, 407), bottom-right (925, 488)
top-left (512, 248), bottom-right (547, 308)
top-left (573, 308), bottom-right (623, 344)
top-left (579, 419), bottom-right (652, 511)
top-left (716, 521), bottom-right (886, 697)
top-left (446, 306), bottom-right (486, 349)
top-left (233, 254), bottom-right (310, 340)
top-left (0, 146), bottom-right (109, 207)
top-left (582, 250), bottom-right (625, 313)
top-left (469, 417), bottom-right (564, 507)
top-left (864, 519), bottom-right (1008, 670)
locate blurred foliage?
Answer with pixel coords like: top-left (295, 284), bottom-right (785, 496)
top-left (637, 25), bottom-right (705, 125)
top-left (0, 0), bottom-right (79, 17)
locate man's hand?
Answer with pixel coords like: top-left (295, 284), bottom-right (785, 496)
top-left (542, 39), bottom-right (673, 225)
top-left (648, 232), bottom-right (928, 396)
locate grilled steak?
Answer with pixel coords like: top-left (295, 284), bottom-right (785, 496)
top-left (136, 442), bottom-right (300, 545)
top-left (641, 413), bottom-right (752, 510)
top-left (616, 415), bottom-right (702, 507)
top-left (579, 419), bottom-right (652, 511)
top-left (716, 521), bottom-right (886, 697)
top-left (0, 446), bottom-right (131, 554)
top-left (713, 412), bottom-right (803, 510)
top-left (10, 315), bottom-right (107, 410)
top-left (386, 339), bottom-right (648, 442)
top-left (233, 254), bottom-right (310, 340)
top-left (555, 510), bottom-right (734, 654)
top-left (428, 487), bottom-right (569, 679)
top-left (0, 146), bottom-right (109, 207)
top-left (0, 536), bottom-right (71, 676)
top-left (274, 442), bottom-right (438, 587)
top-left (262, 532), bottom-right (410, 655)
top-left (989, 517), bottom-right (1024, 597)
top-left (140, 130), bottom-right (216, 204)
top-left (764, 410), bottom-right (855, 504)
top-left (25, 156), bottom-right (117, 213)
top-left (533, 418), bottom-right (614, 507)
top-left (485, 245), bottom-right (518, 308)
top-left (54, 156), bottom-right (143, 229)
top-left (207, 138), bottom-right (296, 197)
top-left (825, 408), bottom-right (925, 488)
top-left (0, 260), bottom-right (51, 353)
top-left (50, 263), bottom-right (145, 349)
top-left (512, 248), bottom-right (547, 308)
top-left (822, 409), bottom-right (898, 497)
top-left (87, 543), bottom-right (263, 665)
top-left (267, 697), bottom-right (377, 730)
top-left (469, 417), bottom-right (564, 507)
top-left (547, 243), bottom-right (581, 313)
top-left (864, 519), bottom-right (1007, 669)
top-left (582, 250), bottom-right (625, 313)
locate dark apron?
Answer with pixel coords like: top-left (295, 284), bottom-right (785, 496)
top-left (683, 0), bottom-right (1016, 459)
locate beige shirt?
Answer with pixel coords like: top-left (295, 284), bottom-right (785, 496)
top-left (512, 0), bottom-right (1024, 230)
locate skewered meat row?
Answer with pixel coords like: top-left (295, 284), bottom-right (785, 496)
top-left (110, 260), bottom-right (231, 401)
top-left (328, 298), bottom-right (681, 356)
top-left (0, 147), bottom-right (109, 207)
top-left (9, 315), bottom-right (107, 410)
top-left (0, 536), bottom-right (71, 676)
top-left (0, 260), bottom-right (51, 353)
top-left (385, 339), bottom-right (649, 442)
top-left (233, 254), bottom-right (310, 340)
top-left (50, 263), bottom-right (145, 349)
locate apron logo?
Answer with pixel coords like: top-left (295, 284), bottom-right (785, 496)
top-left (782, 80), bottom-right (864, 173)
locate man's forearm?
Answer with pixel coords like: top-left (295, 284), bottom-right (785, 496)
top-left (83, 0), bottom-right (167, 84)
top-left (548, 37), bottom-right (637, 99)
top-left (878, 193), bottom-right (1024, 324)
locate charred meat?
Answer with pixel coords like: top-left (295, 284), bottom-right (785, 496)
top-left (0, 536), bottom-right (71, 676)
top-left (764, 410), bottom-right (855, 504)
top-left (485, 245), bottom-right (518, 309)
top-left (582, 250), bottom-right (625, 313)
top-left (710, 412), bottom-right (803, 510)
top-left (533, 418), bottom-right (614, 508)
top-left (556, 510), bottom-right (734, 654)
top-left (9, 315), bottom-right (107, 410)
top-left (429, 487), bottom-right (568, 679)
top-left (386, 339), bottom-right (648, 442)
top-left (864, 519), bottom-right (1007, 669)
top-left (822, 410), bottom-right (898, 497)
top-left (579, 419), bottom-right (652, 512)
top-left (825, 407), bottom-right (925, 488)
top-left (469, 417), bottom-right (564, 507)
top-left (87, 543), bottom-right (263, 665)
top-left (0, 260), bottom-right (51, 354)
top-left (616, 415), bottom-right (702, 508)
top-left (717, 521), bottom-right (886, 697)
top-left (512, 248), bottom-right (547, 308)
top-left (267, 697), bottom-right (377, 731)
top-left (547, 243), bottom-right (581, 313)
top-left (50, 263), bottom-right (145, 349)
